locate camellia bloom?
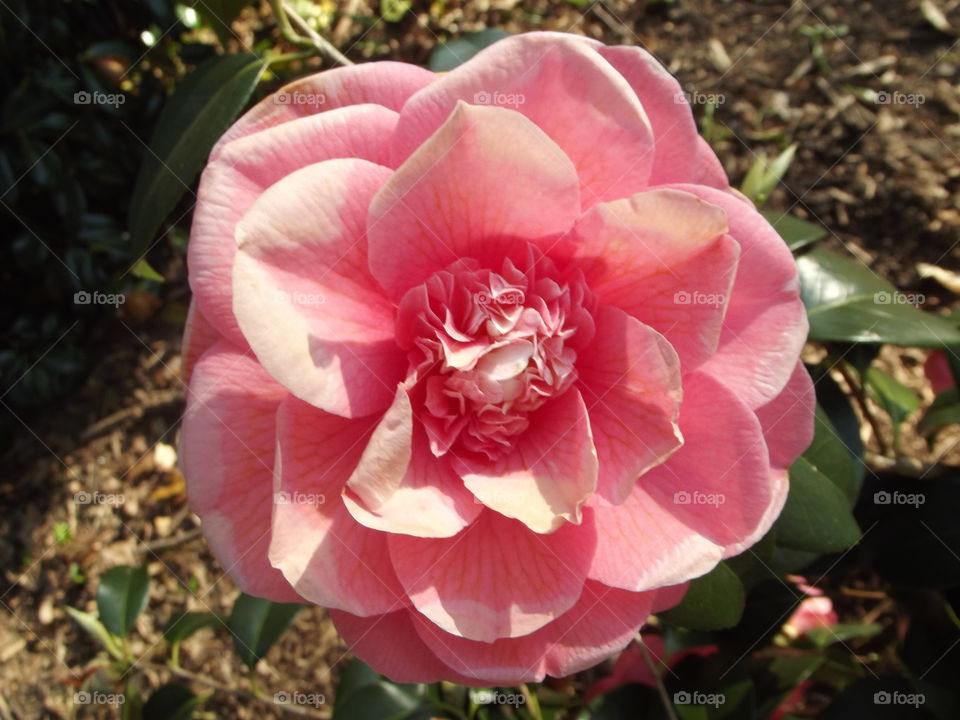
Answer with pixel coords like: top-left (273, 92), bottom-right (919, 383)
top-left (180, 32), bottom-right (814, 685)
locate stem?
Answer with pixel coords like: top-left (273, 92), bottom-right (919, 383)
top-left (267, 49), bottom-right (319, 67)
top-left (269, 0), bottom-right (354, 66)
top-left (837, 361), bottom-right (890, 455)
top-left (248, 667), bottom-right (261, 697)
top-left (636, 636), bottom-right (679, 720)
top-left (519, 684), bottom-right (542, 720)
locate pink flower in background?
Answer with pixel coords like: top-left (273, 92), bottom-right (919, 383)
top-left (925, 350), bottom-right (954, 393)
top-left (782, 576), bottom-right (838, 640)
top-left (180, 32), bottom-right (813, 684)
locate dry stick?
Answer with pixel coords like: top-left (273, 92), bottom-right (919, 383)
top-left (836, 361), bottom-right (890, 456)
top-left (636, 635), bottom-right (679, 720)
top-left (136, 662), bottom-right (330, 719)
top-left (272, 0), bottom-right (354, 67)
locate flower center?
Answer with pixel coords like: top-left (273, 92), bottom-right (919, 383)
top-left (396, 255), bottom-right (592, 461)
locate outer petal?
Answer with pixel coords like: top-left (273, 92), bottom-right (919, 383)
top-left (576, 307), bottom-right (683, 505)
top-left (393, 32), bottom-right (655, 205)
top-left (755, 361), bottom-right (815, 469)
top-left (215, 62), bottom-right (436, 152)
top-left (568, 189), bottom-right (739, 371)
top-left (233, 157), bottom-right (405, 418)
top-left (180, 343), bottom-right (300, 602)
top-left (455, 388), bottom-right (598, 533)
top-left (641, 371), bottom-right (775, 549)
top-left (367, 102), bottom-right (581, 300)
top-left (181, 300), bottom-right (222, 384)
top-left (598, 46), bottom-right (728, 188)
top-left (388, 510), bottom-right (595, 642)
top-left (268, 396), bottom-right (407, 616)
top-left (189, 104), bottom-right (400, 344)
top-left (329, 609), bottom-right (475, 685)
top-left (586, 489), bottom-right (724, 592)
top-left (343, 386), bottom-right (481, 538)
top-left (411, 580), bottom-right (657, 685)
top-left (664, 184), bottom-right (808, 408)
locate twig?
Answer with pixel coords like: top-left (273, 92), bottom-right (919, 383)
top-left (271, 0), bottom-right (354, 67)
top-left (135, 662), bottom-right (330, 719)
top-left (636, 635), bottom-right (679, 720)
top-left (836, 361), bottom-right (890, 456)
top-left (81, 390), bottom-right (182, 440)
top-left (135, 527), bottom-right (203, 554)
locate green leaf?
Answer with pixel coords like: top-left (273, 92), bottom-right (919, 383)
top-left (740, 143), bottom-right (797, 206)
top-left (775, 457), bottom-right (861, 553)
top-left (380, 0), bottom-right (412, 22)
top-left (659, 562), bottom-right (745, 630)
top-left (65, 607), bottom-right (124, 660)
top-left (805, 405), bottom-right (861, 504)
top-left (762, 210), bottom-right (827, 252)
top-left (228, 593), bottom-right (303, 669)
top-left (128, 53), bottom-right (266, 254)
top-left (96, 565), bottom-right (150, 636)
top-left (131, 258), bottom-right (165, 282)
top-left (193, 0), bottom-right (250, 47)
top-left (804, 622), bottom-right (881, 649)
top-left (428, 29), bottom-right (511, 72)
top-left (797, 248), bottom-right (960, 346)
top-left (864, 367), bottom-right (920, 446)
top-left (163, 611), bottom-right (221, 645)
top-left (143, 683), bottom-right (203, 720)
top-left (919, 387), bottom-right (960, 438)
top-left (333, 659), bottom-right (425, 720)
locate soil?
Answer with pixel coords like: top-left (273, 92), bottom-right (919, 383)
top-left (3, 0), bottom-right (960, 717)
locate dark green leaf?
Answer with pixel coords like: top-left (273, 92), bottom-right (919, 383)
top-left (864, 367), bottom-right (919, 446)
top-left (797, 248), bottom-right (960, 346)
top-left (128, 53), bottom-right (266, 254)
top-left (919, 388), bottom-right (960, 438)
top-left (659, 562), bottom-right (745, 630)
top-left (163, 611), bottom-right (221, 645)
top-left (761, 210), bottom-right (827, 251)
top-left (332, 682), bottom-right (422, 720)
top-left (96, 565), bottom-right (150, 636)
top-left (775, 457), bottom-right (861, 553)
top-left (804, 622), bottom-right (881, 649)
top-left (428, 30), bottom-right (511, 72)
top-left (228, 593), bottom-right (303, 669)
top-left (193, 0), bottom-right (250, 47)
top-left (143, 683), bottom-right (203, 720)
top-left (805, 405), bottom-right (860, 504)
top-left (812, 365), bottom-right (865, 486)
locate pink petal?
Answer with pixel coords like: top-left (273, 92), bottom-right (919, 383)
top-left (189, 104), bottom-right (400, 345)
top-left (232, 157), bottom-right (405, 418)
top-left (454, 388), bottom-right (598, 534)
top-left (393, 33), bottom-right (655, 205)
top-left (367, 102), bottom-right (580, 300)
top-left (181, 300), bottom-right (223, 384)
top-left (576, 306), bottom-right (683, 504)
top-left (664, 184), bottom-right (808, 408)
top-left (343, 386), bottom-right (480, 538)
top-left (329, 609), bottom-right (474, 685)
top-left (755, 361), bottom-right (815, 469)
top-left (586, 488), bottom-right (724, 592)
top-left (214, 62), bottom-right (436, 152)
top-left (268, 396), bottom-right (408, 616)
top-left (411, 580), bottom-right (658, 684)
top-left (641, 371), bottom-right (776, 549)
top-left (598, 46), bottom-right (728, 188)
top-left (180, 343), bottom-right (300, 602)
top-left (388, 510), bottom-right (594, 642)
top-left (568, 189), bottom-right (738, 371)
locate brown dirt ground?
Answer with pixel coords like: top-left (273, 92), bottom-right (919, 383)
top-left (3, 0), bottom-right (960, 717)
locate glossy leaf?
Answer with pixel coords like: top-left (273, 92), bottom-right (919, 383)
top-left (143, 683), bottom-right (202, 720)
top-left (195, 0), bottom-right (249, 47)
top-left (919, 388), bottom-right (960, 439)
top-left (428, 29), bottom-right (511, 72)
top-left (96, 565), bottom-right (150, 636)
top-left (659, 562), bottom-right (745, 630)
top-left (864, 367), bottom-right (919, 446)
top-left (228, 593), bottom-right (303, 669)
top-left (163, 611), bottom-right (221, 645)
top-left (65, 606), bottom-right (124, 660)
top-left (740, 143), bottom-right (797, 205)
top-left (761, 209), bottom-right (827, 252)
top-left (805, 405), bottom-right (861, 504)
top-left (332, 659), bottom-right (425, 720)
top-left (775, 457), bottom-right (861, 553)
top-left (128, 53), bottom-right (266, 253)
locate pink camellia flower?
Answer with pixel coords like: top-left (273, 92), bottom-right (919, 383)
top-left (925, 350), bottom-right (955, 394)
top-left (180, 32), bottom-right (814, 685)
